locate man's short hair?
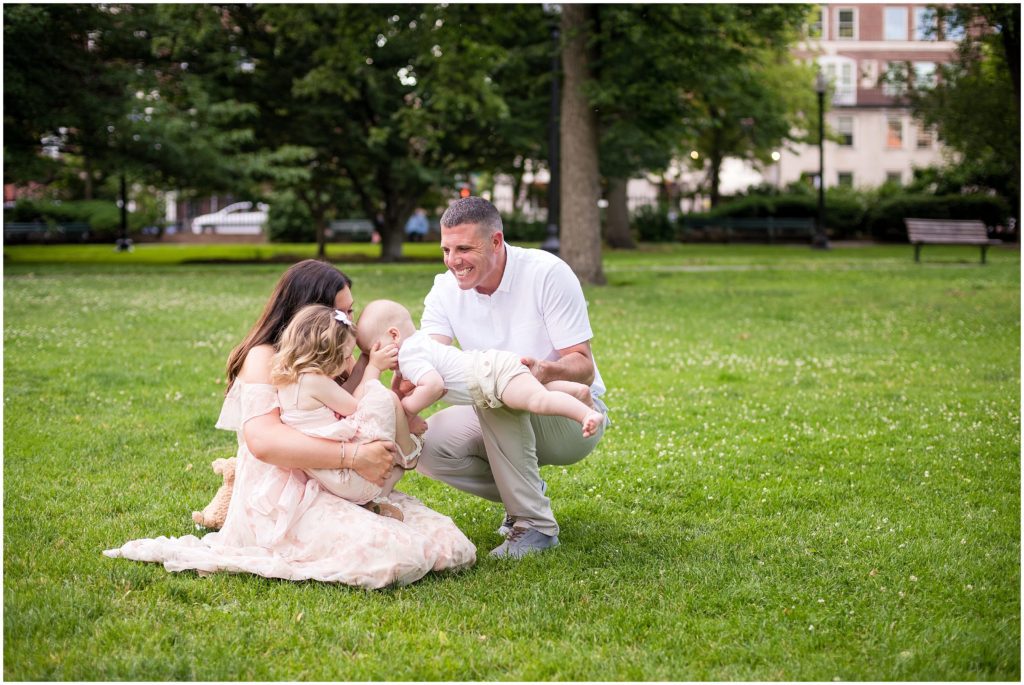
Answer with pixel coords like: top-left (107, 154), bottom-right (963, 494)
top-left (440, 196), bottom-right (502, 235)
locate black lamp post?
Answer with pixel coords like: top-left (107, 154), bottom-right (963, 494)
top-left (541, 21), bottom-right (561, 255)
top-left (813, 70), bottom-right (830, 249)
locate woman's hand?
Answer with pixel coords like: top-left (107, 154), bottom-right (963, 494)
top-left (352, 440), bottom-right (397, 485)
top-left (369, 341), bottom-right (399, 372)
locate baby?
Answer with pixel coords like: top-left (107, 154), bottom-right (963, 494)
top-left (270, 304), bottom-right (420, 520)
top-left (355, 299), bottom-right (605, 437)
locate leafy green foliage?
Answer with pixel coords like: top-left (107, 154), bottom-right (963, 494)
top-left (903, 4), bottom-right (1020, 216)
top-left (864, 194), bottom-right (1012, 240)
top-left (3, 4), bottom-right (251, 199)
top-left (266, 191), bottom-right (316, 243)
top-left (632, 205), bottom-right (679, 242)
top-left (3, 199), bottom-right (159, 240)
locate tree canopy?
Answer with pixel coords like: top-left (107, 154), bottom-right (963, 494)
top-left (904, 4), bottom-right (1020, 218)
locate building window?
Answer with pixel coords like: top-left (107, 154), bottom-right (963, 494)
top-left (836, 116), bottom-right (854, 146)
top-left (914, 7), bottom-right (937, 40)
top-left (884, 7), bottom-right (909, 40)
top-left (835, 8), bottom-right (857, 39)
top-left (838, 172), bottom-right (854, 187)
top-left (860, 59), bottom-right (879, 87)
top-left (882, 62), bottom-right (909, 96)
top-left (913, 62), bottom-right (936, 89)
top-left (916, 121), bottom-right (934, 148)
top-left (821, 56), bottom-right (857, 105)
top-left (886, 117), bottom-right (904, 148)
top-left (886, 172), bottom-right (902, 185)
top-left (944, 10), bottom-right (966, 41)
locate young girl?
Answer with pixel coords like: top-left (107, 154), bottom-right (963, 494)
top-left (270, 304), bottom-right (421, 520)
top-left (355, 299), bottom-right (606, 437)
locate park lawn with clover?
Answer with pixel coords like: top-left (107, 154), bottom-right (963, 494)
top-left (3, 243), bottom-right (1020, 680)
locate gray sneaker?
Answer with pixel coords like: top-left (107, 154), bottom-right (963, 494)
top-left (489, 526), bottom-right (559, 560)
top-left (497, 479), bottom-right (547, 537)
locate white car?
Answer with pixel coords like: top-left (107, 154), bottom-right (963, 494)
top-left (191, 201), bottom-right (269, 235)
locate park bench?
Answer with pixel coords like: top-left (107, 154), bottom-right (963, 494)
top-left (327, 218), bottom-right (373, 242)
top-left (3, 221), bottom-right (90, 244)
top-left (904, 218), bottom-right (1001, 264)
top-left (681, 216), bottom-right (815, 243)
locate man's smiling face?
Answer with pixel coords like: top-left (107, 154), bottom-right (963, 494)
top-left (440, 222), bottom-right (505, 295)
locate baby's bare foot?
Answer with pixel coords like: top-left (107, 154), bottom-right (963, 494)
top-left (581, 411), bottom-right (604, 438)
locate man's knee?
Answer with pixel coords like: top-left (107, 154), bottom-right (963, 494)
top-left (419, 406), bottom-right (483, 474)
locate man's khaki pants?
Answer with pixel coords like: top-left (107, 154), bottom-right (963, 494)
top-left (416, 404), bottom-right (605, 536)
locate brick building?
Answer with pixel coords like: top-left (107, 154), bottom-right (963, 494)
top-left (774, 3), bottom-right (961, 189)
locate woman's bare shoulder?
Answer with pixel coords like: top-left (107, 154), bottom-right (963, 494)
top-left (237, 344), bottom-right (276, 384)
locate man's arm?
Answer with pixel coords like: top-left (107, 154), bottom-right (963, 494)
top-left (520, 340), bottom-right (595, 386)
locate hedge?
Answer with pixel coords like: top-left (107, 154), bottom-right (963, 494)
top-left (630, 191), bottom-right (1011, 243)
top-left (4, 199), bottom-right (140, 241)
top-left (864, 194), bottom-right (1011, 241)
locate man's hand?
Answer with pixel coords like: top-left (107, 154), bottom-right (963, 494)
top-left (521, 356), bottom-right (553, 384)
top-left (521, 341), bottom-right (595, 386)
top-left (392, 370), bottom-right (416, 399)
top-left (352, 440), bottom-right (397, 485)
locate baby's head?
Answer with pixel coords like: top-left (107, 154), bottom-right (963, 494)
top-left (271, 304), bottom-right (356, 385)
top-left (355, 299), bottom-right (416, 353)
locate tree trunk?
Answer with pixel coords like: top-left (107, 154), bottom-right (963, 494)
top-left (511, 169), bottom-right (524, 214)
top-left (559, 4), bottom-right (605, 285)
top-left (83, 156), bottom-right (94, 200)
top-left (708, 153), bottom-right (723, 208)
top-left (604, 176), bottom-right (635, 248)
top-left (378, 192), bottom-right (420, 262)
top-left (313, 208), bottom-right (327, 260)
top-left (378, 223), bottom-right (403, 262)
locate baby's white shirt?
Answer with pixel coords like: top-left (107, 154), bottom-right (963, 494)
top-left (398, 330), bottom-right (473, 405)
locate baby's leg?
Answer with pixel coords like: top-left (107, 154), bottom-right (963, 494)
top-left (500, 373), bottom-right (605, 438)
top-left (543, 379), bottom-right (594, 407)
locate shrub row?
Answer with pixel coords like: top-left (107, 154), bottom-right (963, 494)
top-left (633, 192), bottom-right (1012, 242)
top-left (3, 199), bottom-right (144, 241)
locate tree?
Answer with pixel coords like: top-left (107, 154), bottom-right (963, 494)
top-left (563, 4), bottom-right (813, 250)
top-left (3, 4), bottom-right (248, 204)
top-left (167, 4), bottom-right (520, 261)
top-left (686, 54), bottom-right (816, 207)
top-left (453, 5), bottom-right (554, 214)
top-left (904, 4), bottom-right (1020, 222)
top-left (559, 4), bottom-right (605, 285)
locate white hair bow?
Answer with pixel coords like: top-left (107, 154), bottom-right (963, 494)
top-left (333, 309), bottom-right (352, 326)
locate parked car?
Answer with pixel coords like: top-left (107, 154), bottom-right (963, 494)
top-left (191, 202), bottom-right (269, 235)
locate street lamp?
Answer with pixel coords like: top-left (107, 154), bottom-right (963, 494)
top-left (813, 70), bottom-right (830, 249)
top-left (541, 19), bottom-right (561, 255)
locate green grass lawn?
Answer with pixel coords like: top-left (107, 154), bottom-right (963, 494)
top-left (3, 243), bottom-right (1020, 680)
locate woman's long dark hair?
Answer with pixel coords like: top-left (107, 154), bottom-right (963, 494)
top-left (225, 260), bottom-right (352, 389)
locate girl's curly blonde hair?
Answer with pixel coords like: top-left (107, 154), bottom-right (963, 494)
top-left (270, 304), bottom-right (356, 386)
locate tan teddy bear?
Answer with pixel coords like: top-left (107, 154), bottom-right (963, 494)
top-left (191, 457), bottom-right (236, 530)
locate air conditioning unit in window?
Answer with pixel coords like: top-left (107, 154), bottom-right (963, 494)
top-left (860, 60), bottom-right (879, 87)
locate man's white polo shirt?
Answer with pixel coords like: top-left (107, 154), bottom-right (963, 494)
top-left (421, 243), bottom-right (605, 399)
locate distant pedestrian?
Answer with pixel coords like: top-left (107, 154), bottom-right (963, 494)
top-left (405, 208), bottom-right (428, 242)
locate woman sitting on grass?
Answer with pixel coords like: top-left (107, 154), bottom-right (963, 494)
top-left (104, 259), bottom-right (476, 589)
